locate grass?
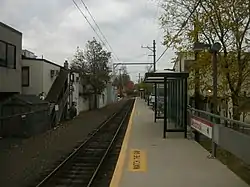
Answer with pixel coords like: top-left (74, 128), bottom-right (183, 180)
top-left (199, 139), bottom-right (250, 185)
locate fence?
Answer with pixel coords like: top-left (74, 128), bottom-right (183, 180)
top-left (188, 106), bottom-right (250, 165)
top-left (0, 109), bottom-right (50, 138)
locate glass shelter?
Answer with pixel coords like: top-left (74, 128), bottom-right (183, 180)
top-left (144, 71), bottom-right (189, 138)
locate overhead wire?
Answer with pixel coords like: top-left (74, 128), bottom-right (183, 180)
top-left (147, 0), bottom-right (162, 72)
top-left (155, 0), bottom-right (203, 63)
top-left (155, 0), bottom-right (162, 42)
top-left (79, 0), bottom-right (120, 62)
top-left (72, 0), bottom-right (106, 46)
top-left (72, 0), bottom-right (118, 63)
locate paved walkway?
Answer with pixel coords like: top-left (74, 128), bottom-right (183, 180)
top-left (110, 98), bottom-right (249, 187)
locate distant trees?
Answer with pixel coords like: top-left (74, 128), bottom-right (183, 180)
top-left (113, 67), bottom-right (132, 96)
top-left (136, 82), bottom-right (153, 95)
top-left (113, 67), bottom-right (130, 85)
top-left (71, 38), bottom-right (111, 108)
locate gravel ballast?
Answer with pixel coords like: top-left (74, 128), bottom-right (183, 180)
top-left (0, 100), bottom-right (127, 187)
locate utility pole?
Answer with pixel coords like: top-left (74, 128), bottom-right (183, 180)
top-left (210, 42), bottom-right (221, 118)
top-left (193, 41), bottom-right (221, 151)
top-left (153, 40), bottom-right (156, 71)
top-left (118, 68), bottom-right (122, 97)
top-left (142, 42), bottom-right (154, 106)
top-left (153, 40), bottom-right (157, 122)
top-left (138, 73), bottom-right (141, 83)
top-left (194, 14), bottom-right (200, 142)
top-left (212, 52), bottom-right (218, 115)
top-left (141, 40), bottom-right (156, 71)
top-left (142, 40), bottom-right (157, 121)
top-left (137, 73), bottom-right (141, 98)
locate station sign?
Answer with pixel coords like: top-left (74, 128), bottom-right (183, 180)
top-left (191, 116), bottom-right (213, 139)
top-left (129, 149), bottom-right (146, 172)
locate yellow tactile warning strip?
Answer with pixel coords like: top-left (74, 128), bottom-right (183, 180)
top-left (128, 149), bottom-right (147, 172)
top-left (109, 98), bottom-right (136, 187)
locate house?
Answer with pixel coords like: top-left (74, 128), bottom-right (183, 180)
top-left (106, 81), bottom-right (117, 104)
top-left (0, 21), bottom-right (118, 136)
top-left (21, 50), bottom-right (62, 97)
top-left (78, 73), bottom-right (118, 111)
top-left (173, 51), bottom-right (195, 72)
top-left (0, 22), bottom-right (22, 100)
top-left (0, 23), bottom-right (52, 137)
top-left (96, 83), bottom-right (117, 108)
top-left (78, 82), bottom-right (108, 111)
top-left (22, 51), bottom-right (82, 124)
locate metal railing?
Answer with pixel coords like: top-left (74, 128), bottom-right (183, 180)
top-left (188, 106), bottom-right (250, 135)
top-left (188, 106), bottom-right (250, 165)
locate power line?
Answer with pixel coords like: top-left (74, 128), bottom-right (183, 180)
top-left (72, 0), bottom-right (117, 62)
top-left (155, 0), bottom-right (202, 63)
top-left (79, 0), bottom-right (120, 62)
top-left (154, 0), bottom-right (161, 23)
top-left (146, 0), bottom-right (161, 72)
top-left (72, 0), bottom-right (106, 46)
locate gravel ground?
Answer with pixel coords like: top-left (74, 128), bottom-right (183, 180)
top-left (0, 100), bottom-right (127, 187)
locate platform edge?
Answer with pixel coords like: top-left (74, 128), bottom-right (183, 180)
top-left (109, 98), bottom-right (137, 187)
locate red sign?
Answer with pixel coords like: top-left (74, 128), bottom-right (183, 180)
top-left (191, 116), bottom-right (213, 139)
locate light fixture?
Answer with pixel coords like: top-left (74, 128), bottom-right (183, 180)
top-left (193, 42), bottom-right (221, 53)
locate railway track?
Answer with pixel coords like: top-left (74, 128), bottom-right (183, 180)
top-left (35, 99), bottom-right (134, 187)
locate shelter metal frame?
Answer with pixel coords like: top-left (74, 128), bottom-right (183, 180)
top-left (144, 71), bottom-right (189, 138)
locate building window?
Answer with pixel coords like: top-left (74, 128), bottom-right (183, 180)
top-left (22, 66), bottom-right (30, 87)
top-left (0, 40), bottom-right (16, 69)
top-left (0, 41), bottom-right (7, 66)
top-left (7, 44), bottom-right (16, 68)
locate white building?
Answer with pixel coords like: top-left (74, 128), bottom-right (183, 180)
top-left (21, 50), bottom-right (62, 97)
top-left (0, 22), bottom-right (22, 99)
top-left (22, 49), bottom-right (37, 58)
top-left (21, 54), bottom-right (84, 119)
top-left (106, 82), bottom-right (117, 104)
top-left (173, 51), bottom-right (195, 72)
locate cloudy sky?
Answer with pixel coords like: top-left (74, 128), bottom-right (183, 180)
top-left (0, 0), bottom-right (175, 82)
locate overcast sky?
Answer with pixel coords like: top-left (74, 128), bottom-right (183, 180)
top-left (0, 0), bottom-right (175, 82)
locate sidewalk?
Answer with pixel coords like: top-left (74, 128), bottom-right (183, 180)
top-left (110, 98), bottom-right (249, 187)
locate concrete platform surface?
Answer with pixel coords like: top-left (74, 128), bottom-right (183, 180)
top-left (110, 98), bottom-right (249, 187)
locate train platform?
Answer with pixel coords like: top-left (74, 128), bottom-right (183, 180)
top-left (110, 98), bottom-right (249, 187)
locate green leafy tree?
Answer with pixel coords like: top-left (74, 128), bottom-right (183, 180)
top-left (160, 0), bottom-right (250, 120)
top-left (71, 38), bottom-right (111, 108)
top-left (137, 82), bottom-right (153, 94)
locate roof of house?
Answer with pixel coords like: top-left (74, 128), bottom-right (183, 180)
top-left (144, 70), bottom-right (189, 83)
top-left (0, 22), bottom-right (22, 35)
top-left (22, 56), bottom-right (63, 68)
